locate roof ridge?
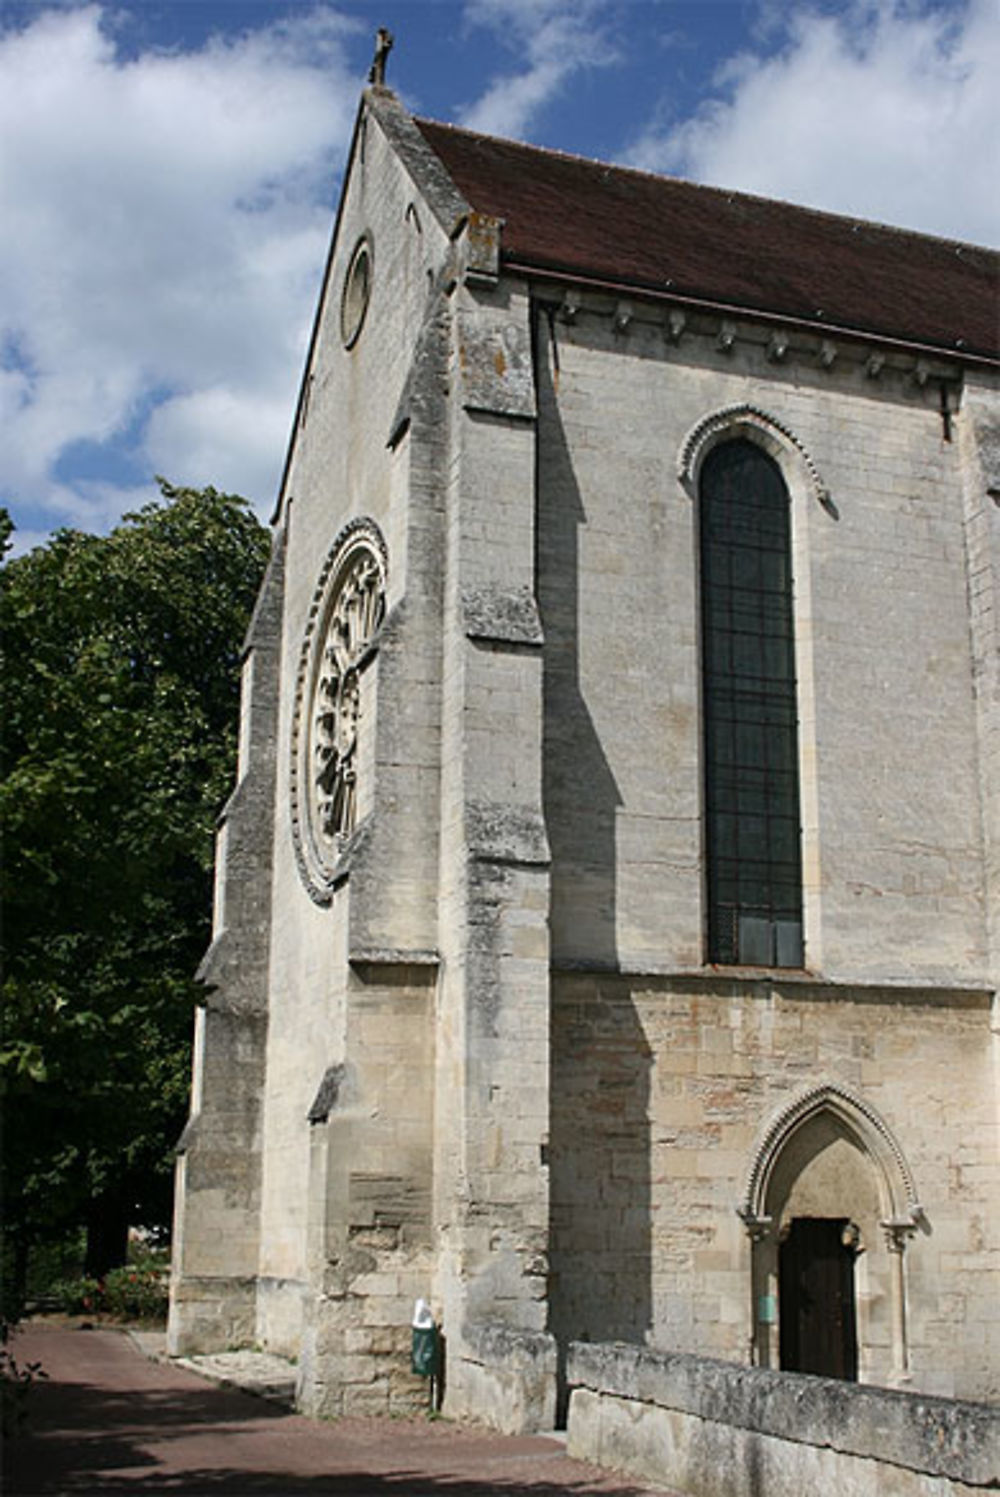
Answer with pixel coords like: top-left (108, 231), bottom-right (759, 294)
top-left (414, 115), bottom-right (998, 259)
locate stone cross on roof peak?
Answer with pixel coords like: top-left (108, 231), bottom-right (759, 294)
top-left (368, 27), bottom-right (394, 86)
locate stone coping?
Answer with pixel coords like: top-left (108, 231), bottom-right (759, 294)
top-left (567, 1342), bottom-right (998, 1487)
top-left (463, 1322), bottom-right (557, 1368)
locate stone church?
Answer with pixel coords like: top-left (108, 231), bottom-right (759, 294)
top-left (168, 77), bottom-right (999, 1437)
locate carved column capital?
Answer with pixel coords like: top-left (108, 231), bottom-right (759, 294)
top-left (881, 1216), bottom-right (918, 1254)
top-left (737, 1207), bottom-right (773, 1243)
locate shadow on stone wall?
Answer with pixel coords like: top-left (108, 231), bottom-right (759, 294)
top-left (548, 982), bottom-right (653, 1424)
top-left (535, 312), bottom-right (621, 974)
top-left (534, 311), bottom-right (652, 1422)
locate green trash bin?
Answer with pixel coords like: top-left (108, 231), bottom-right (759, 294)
top-left (411, 1298), bottom-right (439, 1377)
top-left (411, 1322), bottom-right (439, 1377)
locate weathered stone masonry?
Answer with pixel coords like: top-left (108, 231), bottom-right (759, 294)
top-left (170, 79), bottom-right (1000, 1452)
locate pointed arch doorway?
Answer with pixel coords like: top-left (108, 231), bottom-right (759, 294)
top-left (739, 1084), bottom-right (923, 1383)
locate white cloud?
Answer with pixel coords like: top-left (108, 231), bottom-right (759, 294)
top-left (627, 0), bottom-right (1000, 245)
top-left (0, 4), bottom-right (362, 539)
top-left (459, 0), bottom-right (618, 139)
top-left (5, 0), bottom-right (994, 552)
top-left (144, 386), bottom-right (291, 505)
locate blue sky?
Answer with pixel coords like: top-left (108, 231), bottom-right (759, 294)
top-left (2, 0), bottom-right (997, 551)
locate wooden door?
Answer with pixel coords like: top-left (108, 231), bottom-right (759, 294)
top-left (779, 1217), bottom-right (857, 1380)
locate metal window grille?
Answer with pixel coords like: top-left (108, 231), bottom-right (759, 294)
top-left (700, 440), bottom-right (803, 967)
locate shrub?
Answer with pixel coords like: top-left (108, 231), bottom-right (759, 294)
top-left (102, 1266), bottom-right (168, 1323)
top-left (43, 1266), bottom-right (168, 1323)
top-left (125, 1240), bottom-right (170, 1275)
top-left (49, 1277), bottom-right (104, 1316)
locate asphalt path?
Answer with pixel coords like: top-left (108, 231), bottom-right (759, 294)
top-left (3, 1324), bottom-right (678, 1496)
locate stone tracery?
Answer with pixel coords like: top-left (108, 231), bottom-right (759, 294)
top-left (291, 519), bottom-right (387, 901)
top-left (313, 547), bottom-right (384, 842)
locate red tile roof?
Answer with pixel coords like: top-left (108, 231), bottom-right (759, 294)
top-left (415, 119), bottom-right (999, 362)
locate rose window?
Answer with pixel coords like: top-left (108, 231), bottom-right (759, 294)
top-left (291, 520), bottom-right (386, 901)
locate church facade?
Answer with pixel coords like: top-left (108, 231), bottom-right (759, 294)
top-left (168, 84), bottom-right (1000, 1425)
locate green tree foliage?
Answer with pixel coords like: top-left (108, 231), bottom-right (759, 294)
top-left (1, 482), bottom-right (270, 1289)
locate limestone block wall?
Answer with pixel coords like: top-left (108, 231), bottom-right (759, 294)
top-left (295, 964), bottom-right (436, 1417)
top-left (958, 380), bottom-right (1000, 985)
top-left (549, 972), bottom-right (999, 1403)
top-left (255, 97), bottom-right (454, 1357)
top-left (433, 273), bottom-right (553, 1410)
top-left (536, 294), bottom-right (998, 1404)
top-left (535, 302), bottom-right (988, 987)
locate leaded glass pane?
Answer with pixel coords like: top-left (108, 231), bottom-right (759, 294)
top-left (700, 439), bottom-right (803, 967)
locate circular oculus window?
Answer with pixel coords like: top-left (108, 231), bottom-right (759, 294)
top-left (290, 518), bottom-right (387, 902)
top-left (340, 235), bottom-right (373, 349)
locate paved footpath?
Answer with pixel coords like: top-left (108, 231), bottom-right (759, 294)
top-left (3, 1324), bottom-right (679, 1496)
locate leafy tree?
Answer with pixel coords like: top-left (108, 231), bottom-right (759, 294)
top-left (1, 481), bottom-right (270, 1293)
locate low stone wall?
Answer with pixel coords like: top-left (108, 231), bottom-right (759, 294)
top-left (446, 1323), bottom-right (557, 1434)
top-left (566, 1342), bottom-right (999, 1497)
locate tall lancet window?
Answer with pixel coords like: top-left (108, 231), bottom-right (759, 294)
top-left (700, 439), bottom-right (803, 967)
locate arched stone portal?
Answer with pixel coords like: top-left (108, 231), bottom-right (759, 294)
top-left (737, 1084), bottom-right (924, 1384)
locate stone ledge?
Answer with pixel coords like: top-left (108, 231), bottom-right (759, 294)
top-left (195, 934), bottom-right (273, 1006)
top-left (457, 310), bottom-right (536, 419)
top-left (567, 1342), bottom-right (999, 1487)
top-left (550, 962), bottom-right (994, 1005)
top-left (463, 584), bottom-right (544, 647)
top-left (347, 949), bottom-right (441, 988)
top-left (467, 801), bottom-right (551, 867)
top-left (348, 948), bottom-right (440, 968)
